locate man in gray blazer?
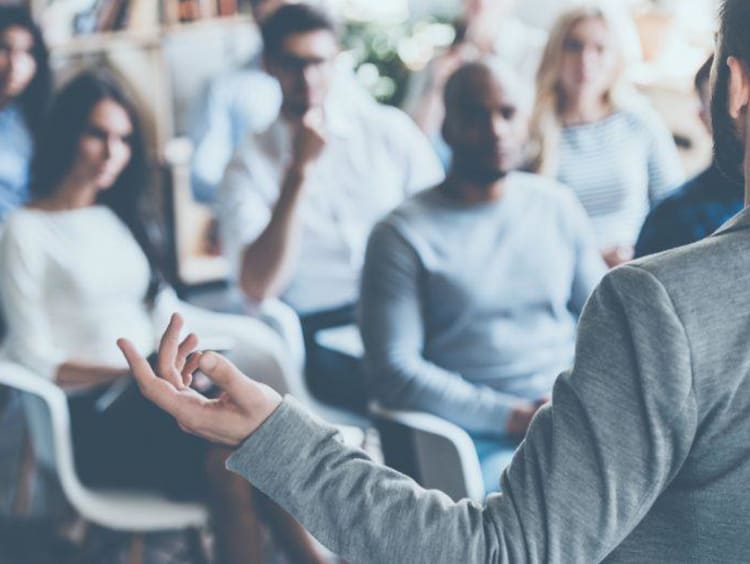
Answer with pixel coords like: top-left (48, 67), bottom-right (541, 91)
top-left (118, 2), bottom-right (750, 561)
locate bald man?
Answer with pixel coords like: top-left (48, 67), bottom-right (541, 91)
top-left (120, 5), bottom-right (750, 557)
top-left (359, 61), bottom-right (606, 493)
top-left (404, 1), bottom-right (547, 167)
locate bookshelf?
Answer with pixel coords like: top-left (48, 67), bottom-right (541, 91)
top-left (27, 1), bottom-right (258, 286)
top-left (28, 1), bottom-right (255, 150)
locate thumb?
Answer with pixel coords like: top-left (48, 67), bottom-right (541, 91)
top-left (198, 351), bottom-right (255, 406)
top-left (302, 106), bottom-right (325, 131)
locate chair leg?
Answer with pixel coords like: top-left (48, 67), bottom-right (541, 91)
top-left (11, 432), bottom-right (35, 516)
top-left (127, 534), bottom-right (143, 564)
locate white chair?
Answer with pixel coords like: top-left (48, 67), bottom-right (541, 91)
top-left (0, 360), bottom-right (209, 561)
top-left (369, 402), bottom-right (485, 502)
top-left (250, 309), bottom-right (369, 437)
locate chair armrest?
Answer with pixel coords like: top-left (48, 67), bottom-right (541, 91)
top-left (369, 401), bottom-right (485, 501)
top-left (0, 361), bottom-right (67, 414)
top-left (0, 360), bottom-right (76, 481)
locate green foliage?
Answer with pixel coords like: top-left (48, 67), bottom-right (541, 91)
top-left (342, 16), bottom-right (455, 106)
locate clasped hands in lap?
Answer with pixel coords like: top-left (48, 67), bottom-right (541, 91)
top-left (117, 313), bottom-right (281, 447)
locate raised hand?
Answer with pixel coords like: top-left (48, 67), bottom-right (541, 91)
top-left (117, 313), bottom-right (282, 447)
top-left (290, 107), bottom-right (327, 171)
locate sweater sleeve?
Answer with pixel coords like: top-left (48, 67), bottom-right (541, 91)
top-left (0, 217), bottom-right (67, 380)
top-left (361, 220), bottom-right (546, 437)
top-left (228, 263), bottom-right (697, 563)
top-left (643, 109), bottom-right (685, 206)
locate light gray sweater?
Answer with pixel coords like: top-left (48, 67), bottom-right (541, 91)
top-left (359, 175), bottom-right (606, 434)
top-left (227, 207), bottom-right (750, 563)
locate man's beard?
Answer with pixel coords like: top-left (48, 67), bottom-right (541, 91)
top-left (451, 150), bottom-right (509, 186)
top-left (711, 60), bottom-right (746, 186)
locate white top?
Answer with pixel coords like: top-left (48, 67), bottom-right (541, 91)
top-left (217, 101), bottom-right (445, 314)
top-left (189, 64), bottom-right (282, 203)
top-left (189, 53), bottom-right (375, 203)
top-left (0, 206), bottom-right (182, 381)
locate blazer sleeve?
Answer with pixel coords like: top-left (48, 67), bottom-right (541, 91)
top-left (227, 264), bottom-right (698, 563)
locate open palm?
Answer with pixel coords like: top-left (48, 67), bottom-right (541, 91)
top-left (117, 313), bottom-right (282, 447)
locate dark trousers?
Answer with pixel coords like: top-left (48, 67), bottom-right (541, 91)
top-left (300, 303), bottom-right (368, 415)
top-left (68, 382), bottom-right (208, 500)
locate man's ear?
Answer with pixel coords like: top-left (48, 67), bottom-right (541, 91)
top-left (727, 56), bottom-right (750, 119)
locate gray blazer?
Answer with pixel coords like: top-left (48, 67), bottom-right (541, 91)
top-left (227, 208), bottom-right (750, 563)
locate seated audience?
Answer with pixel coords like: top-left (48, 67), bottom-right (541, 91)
top-left (529, 5), bottom-right (684, 267)
top-left (0, 71), bottom-right (327, 564)
top-left (190, 0), bottom-right (371, 203)
top-left (0, 6), bottom-right (50, 224)
top-left (403, 0), bottom-right (546, 165)
top-left (121, 2), bottom-right (750, 557)
top-left (361, 60), bottom-right (606, 491)
top-left (218, 3), bottom-right (444, 411)
top-left (635, 55), bottom-right (743, 257)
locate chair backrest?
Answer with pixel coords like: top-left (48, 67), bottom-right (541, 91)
top-left (0, 362), bottom-right (90, 510)
top-left (370, 403), bottom-right (485, 502)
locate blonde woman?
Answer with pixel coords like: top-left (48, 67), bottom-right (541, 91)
top-left (529, 4), bottom-right (684, 268)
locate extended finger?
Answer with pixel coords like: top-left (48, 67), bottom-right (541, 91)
top-left (157, 313), bottom-right (185, 389)
top-left (118, 338), bottom-right (155, 385)
top-left (118, 338), bottom-right (183, 414)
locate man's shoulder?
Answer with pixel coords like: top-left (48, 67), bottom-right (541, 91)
top-left (372, 188), bottom-right (445, 241)
top-left (639, 167), bottom-right (742, 243)
top-left (350, 101), bottom-right (420, 136)
top-left (383, 187), bottom-right (443, 221)
top-left (627, 223), bottom-right (749, 307)
top-left (512, 171), bottom-right (570, 197)
top-left (511, 172), bottom-right (584, 215)
top-left (641, 177), bottom-right (702, 224)
top-left (233, 115), bottom-right (285, 157)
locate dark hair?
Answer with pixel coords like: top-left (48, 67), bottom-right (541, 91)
top-left (31, 71), bottom-right (165, 301)
top-left (719, 1), bottom-right (750, 65)
top-left (0, 6), bottom-right (51, 132)
top-left (711, 0), bottom-right (750, 184)
top-left (260, 3), bottom-right (337, 58)
top-left (694, 54), bottom-right (713, 93)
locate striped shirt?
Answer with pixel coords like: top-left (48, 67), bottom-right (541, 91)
top-left (557, 109), bottom-right (684, 249)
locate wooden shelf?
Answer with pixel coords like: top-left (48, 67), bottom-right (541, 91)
top-left (161, 13), bottom-right (254, 34)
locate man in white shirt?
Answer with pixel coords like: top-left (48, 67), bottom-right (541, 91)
top-left (189, 0), bottom-right (371, 203)
top-left (217, 3), bottom-right (444, 411)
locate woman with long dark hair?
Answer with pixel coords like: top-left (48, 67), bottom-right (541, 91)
top-left (0, 5), bottom-right (51, 222)
top-left (0, 71), bottom-right (327, 564)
